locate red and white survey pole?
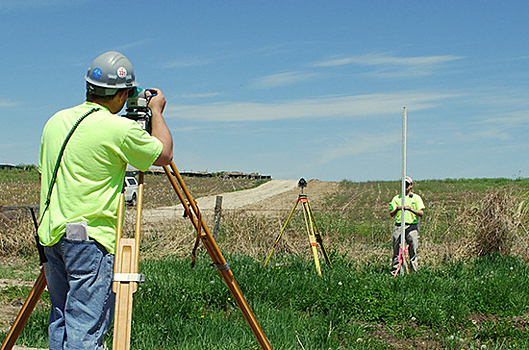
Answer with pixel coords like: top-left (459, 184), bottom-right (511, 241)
top-left (400, 107), bottom-right (408, 275)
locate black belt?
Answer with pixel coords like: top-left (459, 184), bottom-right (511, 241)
top-left (395, 223), bottom-right (419, 232)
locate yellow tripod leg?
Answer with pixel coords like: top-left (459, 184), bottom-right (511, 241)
top-left (263, 198), bottom-right (299, 267)
top-left (305, 201), bottom-right (332, 267)
top-left (301, 199), bottom-right (322, 276)
top-left (113, 173), bottom-right (145, 350)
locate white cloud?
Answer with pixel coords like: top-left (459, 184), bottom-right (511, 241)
top-left (115, 39), bottom-right (154, 52)
top-left (479, 111), bottom-right (529, 127)
top-left (250, 71), bottom-right (322, 89)
top-left (453, 128), bottom-right (510, 142)
top-left (162, 59), bottom-right (211, 69)
top-left (315, 53), bottom-right (462, 67)
top-left (166, 91), bottom-right (457, 122)
top-left (180, 92), bottom-right (222, 99)
top-left (312, 53), bottom-right (464, 78)
top-left (315, 131), bottom-right (401, 166)
top-left (0, 100), bottom-right (19, 107)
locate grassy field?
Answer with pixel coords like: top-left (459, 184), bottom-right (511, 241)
top-left (1, 166), bottom-right (529, 349)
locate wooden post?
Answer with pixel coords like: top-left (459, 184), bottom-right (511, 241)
top-left (213, 196), bottom-right (223, 242)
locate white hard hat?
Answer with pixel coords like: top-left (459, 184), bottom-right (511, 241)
top-left (85, 51), bottom-right (138, 96)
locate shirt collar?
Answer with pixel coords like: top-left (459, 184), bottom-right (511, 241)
top-left (84, 101), bottom-right (110, 113)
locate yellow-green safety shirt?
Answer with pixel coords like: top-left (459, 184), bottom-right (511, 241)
top-left (38, 101), bottom-right (162, 254)
top-left (389, 193), bottom-right (425, 225)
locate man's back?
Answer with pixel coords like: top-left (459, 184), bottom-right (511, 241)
top-left (38, 101), bottom-right (161, 254)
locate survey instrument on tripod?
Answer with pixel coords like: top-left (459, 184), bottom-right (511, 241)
top-left (112, 86), bottom-right (271, 349)
top-left (263, 178), bottom-right (332, 276)
top-left (162, 161), bottom-right (272, 350)
top-left (2, 167), bottom-right (272, 350)
top-left (4, 87), bottom-right (271, 350)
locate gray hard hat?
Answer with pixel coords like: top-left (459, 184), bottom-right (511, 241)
top-left (85, 51), bottom-right (138, 95)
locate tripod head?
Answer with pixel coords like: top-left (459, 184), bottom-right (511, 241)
top-left (298, 178), bottom-right (307, 193)
top-left (122, 87), bottom-right (153, 134)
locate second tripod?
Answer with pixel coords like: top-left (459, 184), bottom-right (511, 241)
top-left (263, 178), bottom-right (332, 276)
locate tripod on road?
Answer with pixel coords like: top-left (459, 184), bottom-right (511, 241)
top-left (263, 178), bottom-right (332, 276)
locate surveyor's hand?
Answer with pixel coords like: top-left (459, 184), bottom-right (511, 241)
top-left (147, 88), bottom-right (166, 116)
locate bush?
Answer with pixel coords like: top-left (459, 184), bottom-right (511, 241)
top-left (471, 189), bottom-right (528, 257)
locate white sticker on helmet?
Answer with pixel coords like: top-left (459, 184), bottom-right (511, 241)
top-left (117, 67), bottom-right (127, 78)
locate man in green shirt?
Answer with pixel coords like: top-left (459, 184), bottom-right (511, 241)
top-left (38, 51), bottom-right (173, 349)
top-left (389, 176), bottom-right (425, 274)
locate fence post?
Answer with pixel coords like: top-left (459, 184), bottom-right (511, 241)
top-left (213, 196), bottom-right (223, 242)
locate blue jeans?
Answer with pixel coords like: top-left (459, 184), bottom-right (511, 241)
top-left (44, 236), bottom-right (115, 350)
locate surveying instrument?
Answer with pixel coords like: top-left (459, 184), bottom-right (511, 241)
top-left (1, 88), bottom-right (272, 350)
top-left (393, 107), bottom-right (410, 277)
top-left (263, 178), bottom-right (332, 276)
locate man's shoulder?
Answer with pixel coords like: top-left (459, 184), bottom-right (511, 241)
top-left (49, 102), bottom-right (103, 120)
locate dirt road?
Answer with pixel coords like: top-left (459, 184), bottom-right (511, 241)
top-left (142, 179), bottom-right (300, 222)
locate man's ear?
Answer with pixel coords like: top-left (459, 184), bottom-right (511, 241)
top-left (119, 89), bottom-right (129, 102)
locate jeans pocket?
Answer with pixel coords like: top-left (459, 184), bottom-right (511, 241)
top-left (62, 238), bottom-right (101, 277)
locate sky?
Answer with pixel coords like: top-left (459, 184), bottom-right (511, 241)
top-left (1, 1), bottom-right (529, 182)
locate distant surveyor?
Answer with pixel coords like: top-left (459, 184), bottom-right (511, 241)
top-left (389, 176), bottom-right (425, 273)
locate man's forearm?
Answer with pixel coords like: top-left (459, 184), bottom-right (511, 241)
top-left (151, 111), bottom-right (173, 166)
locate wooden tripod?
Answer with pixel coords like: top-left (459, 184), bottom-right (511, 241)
top-left (112, 161), bottom-right (272, 349)
top-left (161, 161), bottom-right (272, 349)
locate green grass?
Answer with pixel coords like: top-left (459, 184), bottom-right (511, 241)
top-left (3, 169), bottom-right (529, 348)
top-left (6, 254), bottom-right (529, 349)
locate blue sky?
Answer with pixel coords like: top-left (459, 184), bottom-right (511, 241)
top-left (1, 1), bottom-right (529, 182)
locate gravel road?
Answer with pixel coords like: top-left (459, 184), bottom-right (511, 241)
top-left (142, 179), bottom-right (299, 222)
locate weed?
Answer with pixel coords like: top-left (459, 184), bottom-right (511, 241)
top-left (6, 255), bottom-right (529, 349)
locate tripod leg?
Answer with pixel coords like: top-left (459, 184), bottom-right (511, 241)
top-left (113, 172), bottom-right (145, 350)
top-left (2, 207), bottom-right (48, 350)
top-left (263, 199), bottom-right (299, 267)
top-left (112, 237), bottom-right (139, 350)
top-left (392, 245), bottom-right (409, 277)
top-left (305, 201), bottom-right (332, 268)
top-left (301, 201), bottom-right (322, 276)
top-left (163, 162), bottom-right (272, 350)
top-left (1, 268), bottom-right (47, 350)
top-left (403, 245), bottom-right (409, 275)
